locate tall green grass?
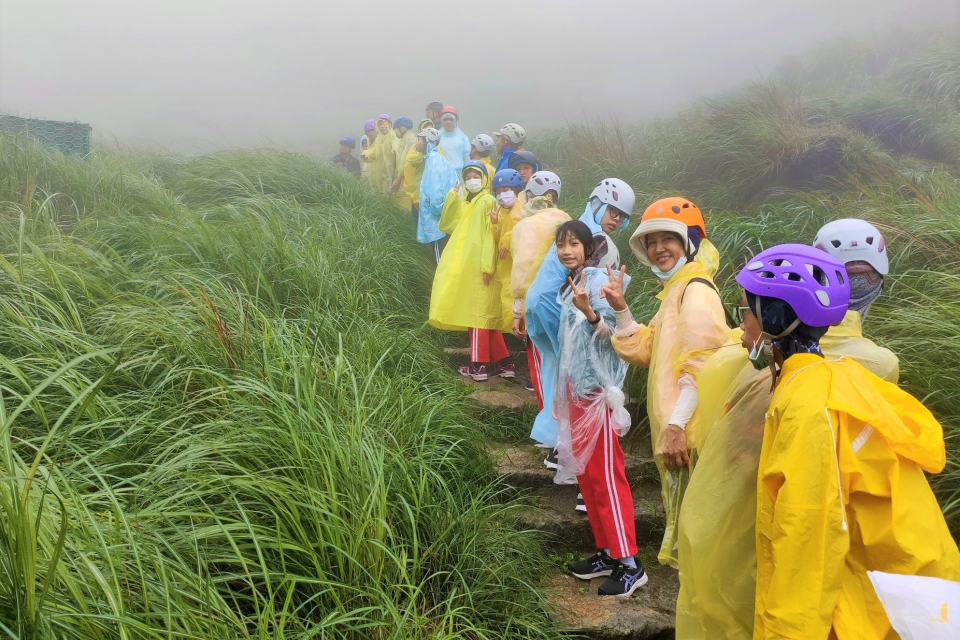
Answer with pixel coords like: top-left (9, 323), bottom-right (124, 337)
top-left (537, 27), bottom-right (960, 533)
top-left (0, 133), bottom-right (555, 639)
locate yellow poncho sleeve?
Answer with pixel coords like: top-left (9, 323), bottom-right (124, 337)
top-left (438, 189), bottom-right (463, 235)
top-left (611, 319), bottom-right (657, 367)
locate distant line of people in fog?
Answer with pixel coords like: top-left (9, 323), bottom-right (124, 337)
top-left (330, 101), bottom-right (960, 636)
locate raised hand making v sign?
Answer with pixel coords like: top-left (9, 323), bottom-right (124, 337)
top-left (599, 264), bottom-right (628, 311)
top-left (567, 273), bottom-right (601, 327)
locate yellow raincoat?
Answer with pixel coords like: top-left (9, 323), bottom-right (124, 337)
top-left (362, 121), bottom-right (398, 192)
top-left (480, 158), bottom-right (497, 193)
top-left (429, 170), bottom-right (501, 331)
top-left (610, 239), bottom-right (729, 567)
top-left (675, 311), bottom-right (901, 640)
top-left (754, 354), bottom-right (960, 640)
top-left (490, 199), bottom-right (524, 332)
top-left (509, 206), bottom-right (571, 319)
top-left (402, 145), bottom-right (424, 207)
top-left (393, 129), bottom-right (417, 210)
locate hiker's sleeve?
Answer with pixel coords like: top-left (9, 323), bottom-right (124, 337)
top-left (611, 315), bottom-right (656, 368)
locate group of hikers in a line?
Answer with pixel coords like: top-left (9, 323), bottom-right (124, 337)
top-left (330, 101), bottom-right (959, 639)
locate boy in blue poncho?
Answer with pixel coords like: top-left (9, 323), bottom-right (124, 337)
top-left (418, 128), bottom-right (459, 264)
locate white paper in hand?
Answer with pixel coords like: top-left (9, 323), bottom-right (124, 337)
top-left (868, 571), bottom-right (960, 640)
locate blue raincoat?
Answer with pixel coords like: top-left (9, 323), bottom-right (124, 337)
top-left (439, 118), bottom-right (471, 172)
top-left (418, 143), bottom-right (459, 244)
top-left (525, 200), bottom-right (623, 445)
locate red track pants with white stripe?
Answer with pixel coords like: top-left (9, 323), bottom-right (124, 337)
top-left (469, 328), bottom-right (509, 364)
top-left (527, 341), bottom-right (544, 411)
top-left (570, 392), bottom-right (637, 559)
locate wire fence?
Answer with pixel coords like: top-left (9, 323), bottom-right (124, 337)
top-left (0, 114), bottom-right (92, 156)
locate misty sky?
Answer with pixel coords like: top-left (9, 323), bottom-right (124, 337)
top-left (2, 0), bottom-right (957, 154)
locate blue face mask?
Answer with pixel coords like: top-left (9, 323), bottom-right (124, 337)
top-left (650, 256), bottom-right (688, 280)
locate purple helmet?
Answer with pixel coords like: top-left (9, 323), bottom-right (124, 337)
top-left (364, 119), bottom-right (376, 132)
top-left (736, 244), bottom-right (850, 327)
top-left (377, 113), bottom-right (391, 123)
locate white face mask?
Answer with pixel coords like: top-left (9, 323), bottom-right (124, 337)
top-left (496, 190), bottom-right (517, 207)
top-left (464, 178), bottom-right (483, 194)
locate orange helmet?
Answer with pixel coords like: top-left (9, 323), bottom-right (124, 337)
top-left (629, 197), bottom-right (706, 266)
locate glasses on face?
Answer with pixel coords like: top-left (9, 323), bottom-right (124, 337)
top-left (609, 209), bottom-right (629, 223)
top-left (734, 305), bottom-right (752, 326)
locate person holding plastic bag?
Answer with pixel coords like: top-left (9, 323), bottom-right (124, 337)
top-left (525, 179), bottom-right (635, 474)
top-left (429, 162), bottom-right (511, 381)
top-left (602, 197), bottom-right (728, 568)
top-left (417, 128), bottom-right (459, 264)
top-left (735, 243), bottom-right (960, 640)
top-left (675, 220), bottom-right (901, 640)
top-left (550, 220), bottom-right (645, 597)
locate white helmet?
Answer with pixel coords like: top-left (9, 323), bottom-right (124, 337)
top-left (471, 134), bottom-right (495, 154)
top-left (589, 178), bottom-right (636, 217)
top-left (813, 219), bottom-right (889, 275)
top-left (493, 123), bottom-right (526, 145)
top-left (524, 171), bottom-right (562, 200)
top-left (418, 127), bottom-right (441, 144)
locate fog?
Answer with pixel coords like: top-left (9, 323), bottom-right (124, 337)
top-left (1, 0), bottom-right (957, 154)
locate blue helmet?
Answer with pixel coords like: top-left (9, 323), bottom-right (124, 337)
top-left (461, 161), bottom-right (488, 179)
top-left (493, 169), bottom-right (523, 190)
top-left (394, 116), bottom-right (414, 129)
top-left (340, 136), bottom-right (357, 149)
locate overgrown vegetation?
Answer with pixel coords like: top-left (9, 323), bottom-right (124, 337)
top-left (0, 138), bottom-right (554, 639)
top-left (537, 26), bottom-right (960, 532)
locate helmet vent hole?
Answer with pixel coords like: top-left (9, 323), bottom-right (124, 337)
top-left (831, 240), bottom-right (842, 248)
top-left (682, 203), bottom-right (690, 208)
top-left (782, 272), bottom-right (803, 282)
top-left (866, 236), bottom-right (874, 245)
top-left (809, 265), bottom-right (828, 286)
top-left (836, 270), bottom-right (845, 286)
top-left (671, 205), bottom-right (681, 214)
top-left (770, 259), bottom-right (793, 267)
top-left (758, 271), bottom-right (775, 279)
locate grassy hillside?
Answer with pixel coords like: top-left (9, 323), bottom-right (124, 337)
top-left (0, 137), bottom-right (554, 639)
top-left (536, 26), bottom-right (960, 531)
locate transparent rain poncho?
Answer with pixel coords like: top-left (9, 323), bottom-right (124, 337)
top-left (526, 200), bottom-right (620, 447)
top-left (553, 267), bottom-right (632, 484)
top-left (610, 239), bottom-right (729, 567)
top-left (417, 143), bottom-right (458, 244)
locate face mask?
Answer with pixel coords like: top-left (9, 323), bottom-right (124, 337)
top-left (496, 190), bottom-right (517, 207)
top-left (464, 178), bottom-right (483, 194)
top-left (650, 256), bottom-right (687, 280)
top-left (747, 336), bottom-right (768, 370)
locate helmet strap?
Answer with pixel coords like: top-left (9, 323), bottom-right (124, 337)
top-left (754, 296), bottom-right (801, 390)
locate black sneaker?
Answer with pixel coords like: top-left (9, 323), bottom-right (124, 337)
top-left (575, 492), bottom-right (587, 513)
top-left (524, 379), bottom-right (534, 391)
top-left (543, 448), bottom-right (559, 470)
top-left (570, 550), bottom-right (618, 580)
top-left (598, 562), bottom-right (648, 597)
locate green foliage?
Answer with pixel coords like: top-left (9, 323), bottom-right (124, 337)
top-left (0, 133), bottom-right (555, 639)
top-left (538, 28), bottom-right (960, 534)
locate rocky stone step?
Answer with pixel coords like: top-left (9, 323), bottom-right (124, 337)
top-left (517, 484), bottom-right (664, 551)
top-left (547, 560), bottom-right (678, 640)
top-left (491, 443), bottom-right (661, 489)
